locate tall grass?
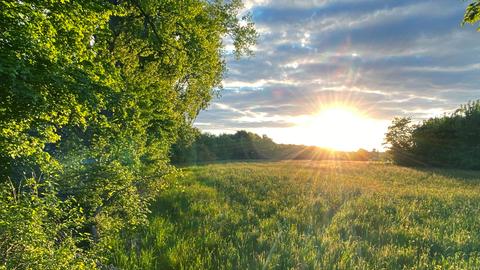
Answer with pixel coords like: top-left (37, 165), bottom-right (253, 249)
top-left (108, 161), bottom-right (480, 269)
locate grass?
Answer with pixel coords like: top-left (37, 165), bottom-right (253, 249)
top-left (108, 161), bottom-right (480, 269)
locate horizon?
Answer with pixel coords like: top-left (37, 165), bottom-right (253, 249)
top-left (197, 129), bottom-right (387, 153)
top-left (194, 0), bottom-right (480, 151)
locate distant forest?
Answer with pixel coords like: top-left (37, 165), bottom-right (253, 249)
top-left (171, 130), bottom-right (382, 164)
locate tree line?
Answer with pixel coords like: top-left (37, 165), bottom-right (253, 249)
top-left (171, 130), bottom-right (382, 164)
top-left (385, 100), bottom-right (480, 169)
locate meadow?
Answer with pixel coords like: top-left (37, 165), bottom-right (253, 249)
top-left (108, 161), bottom-right (480, 269)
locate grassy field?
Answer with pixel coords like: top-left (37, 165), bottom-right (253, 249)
top-left (108, 161), bottom-right (480, 269)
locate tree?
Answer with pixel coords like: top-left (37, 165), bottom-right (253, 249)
top-left (355, 149), bottom-right (370, 161)
top-left (384, 117), bottom-right (417, 166)
top-left (411, 101), bottom-right (480, 169)
top-left (385, 101), bottom-right (480, 169)
top-left (0, 0), bottom-right (256, 267)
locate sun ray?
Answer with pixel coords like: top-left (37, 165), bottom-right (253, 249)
top-left (294, 104), bottom-right (389, 151)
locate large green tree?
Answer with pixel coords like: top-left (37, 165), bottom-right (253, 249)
top-left (0, 0), bottom-right (255, 268)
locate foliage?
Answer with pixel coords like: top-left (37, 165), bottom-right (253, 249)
top-left (171, 130), bottom-right (381, 164)
top-left (108, 161), bottom-right (480, 269)
top-left (412, 101), bottom-right (480, 169)
top-left (384, 117), bottom-right (417, 166)
top-left (385, 101), bottom-right (480, 169)
top-left (0, 178), bottom-right (95, 269)
top-left (171, 130), bottom-right (275, 163)
top-left (0, 0), bottom-right (255, 267)
top-left (463, 0), bottom-right (480, 30)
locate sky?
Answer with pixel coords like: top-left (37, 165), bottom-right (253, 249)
top-left (194, 0), bottom-right (480, 151)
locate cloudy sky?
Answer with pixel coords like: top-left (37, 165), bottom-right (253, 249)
top-left (195, 0), bottom-right (480, 151)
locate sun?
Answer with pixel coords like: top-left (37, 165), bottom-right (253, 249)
top-left (300, 106), bottom-right (388, 151)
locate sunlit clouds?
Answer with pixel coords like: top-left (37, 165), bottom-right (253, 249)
top-left (196, 0), bottom-right (480, 151)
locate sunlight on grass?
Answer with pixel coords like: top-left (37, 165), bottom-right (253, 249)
top-left (108, 161), bottom-right (480, 269)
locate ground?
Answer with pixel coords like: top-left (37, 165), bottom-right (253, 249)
top-left (109, 161), bottom-right (480, 269)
